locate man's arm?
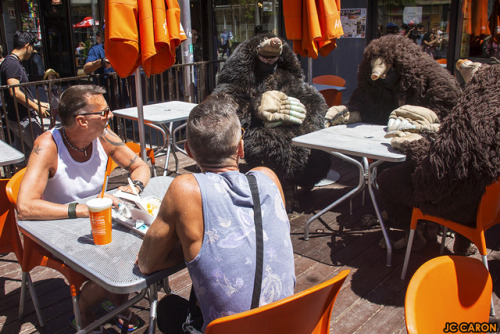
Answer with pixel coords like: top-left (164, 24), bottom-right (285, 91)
top-left (83, 46), bottom-right (109, 74)
top-left (6, 78), bottom-right (49, 117)
top-left (99, 128), bottom-right (150, 192)
top-left (17, 132), bottom-right (89, 220)
top-left (138, 174), bottom-right (201, 274)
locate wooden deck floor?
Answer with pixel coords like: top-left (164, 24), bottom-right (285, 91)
top-left (1, 152), bottom-right (499, 334)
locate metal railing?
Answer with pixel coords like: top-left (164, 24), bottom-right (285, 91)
top-left (0, 59), bottom-right (224, 172)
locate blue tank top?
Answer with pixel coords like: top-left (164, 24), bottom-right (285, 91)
top-left (188, 170), bottom-right (296, 331)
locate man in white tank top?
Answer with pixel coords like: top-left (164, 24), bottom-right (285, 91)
top-left (17, 85), bottom-right (151, 331)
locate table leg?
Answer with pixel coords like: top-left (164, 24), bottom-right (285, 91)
top-left (366, 159), bottom-right (392, 267)
top-left (304, 152), bottom-right (365, 240)
top-left (76, 289), bottom-right (147, 334)
top-left (148, 283), bottom-right (159, 334)
top-left (162, 123), bottom-right (180, 176)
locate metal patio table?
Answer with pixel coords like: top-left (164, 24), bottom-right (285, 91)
top-left (17, 176), bottom-right (182, 333)
top-left (112, 101), bottom-right (197, 175)
top-left (292, 123), bottom-right (406, 267)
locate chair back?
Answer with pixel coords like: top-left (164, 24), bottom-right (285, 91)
top-left (312, 75), bottom-right (346, 87)
top-left (205, 270), bottom-right (349, 334)
top-left (405, 256), bottom-right (492, 334)
top-left (476, 178), bottom-right (500, 232)
top-left (0, 178), bottom-right (23, 263)
top-left (436, 58), bottom-right (447, 64)
top-left (6, 168), bottom-right (27, 207)
top-left (318, 89), bottom-right (342, 107)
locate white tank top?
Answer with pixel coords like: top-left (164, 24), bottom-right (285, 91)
top-left (42, 127), bottom-right (108, 204)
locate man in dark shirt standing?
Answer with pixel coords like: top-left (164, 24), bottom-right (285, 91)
top-left (0, 31), bottom-right (49, 151)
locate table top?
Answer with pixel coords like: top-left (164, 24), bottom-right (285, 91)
top-left (112, 101), bottom-right (197, 125)
top-left (312, 83), bottom-right (346, 91)
top-left (0, 140), bottom-right (24, 166)
top-left (292, 123), bottom-right (406, 162)
top-left (17, 176), bottom-right (180, 294)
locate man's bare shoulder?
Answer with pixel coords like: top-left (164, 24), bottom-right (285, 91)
top-left (250, 166), bottom-right (280, 184)
top-left (166, 174), bottom-right (199, 200)
top-left (31, 131), bottom-right (57, 158)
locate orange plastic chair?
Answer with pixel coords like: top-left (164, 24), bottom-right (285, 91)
top-left (6, 168), bottom-right (88, 329)
top-left (405, 256), bottom-right (492, 334)
top-left (402, 177), bottom-right (500, 280)
top-left (0, 178), bottom-right (45, 326)
top-left (313, 75), bottom-right (346, 107)
top-left (436, 58), bottom-right (447, 65)
top-left (205, 270), bottom-right (349, 334)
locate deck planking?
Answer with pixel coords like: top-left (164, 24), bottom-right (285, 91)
top-left (1, 151), bottom-right (499, 334)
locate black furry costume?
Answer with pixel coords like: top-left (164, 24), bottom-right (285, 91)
top-left (378, 64), bottom-right (500, 228)
top-left (348, 34), bottom-right (460, 125)
top-left (212, 34), bottom-right (330, 189)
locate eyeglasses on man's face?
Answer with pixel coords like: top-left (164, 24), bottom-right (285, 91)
top-left (75, 107), bottom-right (110, 118)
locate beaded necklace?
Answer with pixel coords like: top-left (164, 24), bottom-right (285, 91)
top-left (61, 128), bottom-right (91, 157)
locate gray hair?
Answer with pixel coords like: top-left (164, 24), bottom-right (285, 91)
top-left (58, 85), bottom-right (106, 126)
top-left (187, 95), bottom-right (241, 166)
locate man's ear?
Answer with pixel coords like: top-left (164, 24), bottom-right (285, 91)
top-left (237, 139), bottom-right (244, 159)
top-left (74, 115), bottom-right (88, 128)
top-left (185, 140), bottom-right (195, 159)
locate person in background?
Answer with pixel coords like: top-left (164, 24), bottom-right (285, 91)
top-left (43, 68), bottom-right (60, 127)
top-left (17, 84), bottom-right (150, 332)
top-left (0, 30), bottom-right (49, 151)
top-left (138, 94), bottom-right (295, 333)
top-left (84, 31), bottom-right (113, 77)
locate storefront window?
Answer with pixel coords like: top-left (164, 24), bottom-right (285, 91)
top-left (213, 1), bottom-right (280, 59)
top-left (377, 0), bottom-right (452, 61)
top-left (459, 0), bottom-right (499, 61)
top-left (21, 0), bottom-right (45, 81)
top-left (70, 0), bottom-right (101, 70)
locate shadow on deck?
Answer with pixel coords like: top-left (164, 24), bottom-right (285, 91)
top-left (1, 153), bottom-right (499, 333)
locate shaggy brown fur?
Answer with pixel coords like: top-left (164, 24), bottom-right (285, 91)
top-left (212, 33), bottom-right (330, 190)
top-left (378, 64), bottom-right (500, 228)
top-left (348, 34), bottom-right (461, 125)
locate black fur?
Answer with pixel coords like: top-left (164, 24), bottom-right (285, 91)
top-left (213, 34), bottom-right (330, 189)
top-left (348, 34), bottom-right (461, 125)
top-left (378, 64), bottom-right (500, 227)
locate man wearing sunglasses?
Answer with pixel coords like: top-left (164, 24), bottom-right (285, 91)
top-left (17, 84), bottom-right (150, 331)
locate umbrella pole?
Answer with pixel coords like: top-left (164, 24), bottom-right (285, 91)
top-left (307, 57), bottom-right (313, 84)
top-left (135, 67), bottom-right (147, 162)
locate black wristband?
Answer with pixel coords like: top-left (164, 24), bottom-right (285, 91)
top-left (68, 202), bottom-right (78, 219)
top-left (133, 180), bottom-right (144, 193)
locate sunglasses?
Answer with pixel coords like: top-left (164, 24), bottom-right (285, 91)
top-left (75, 107), bottom-right (110, 118)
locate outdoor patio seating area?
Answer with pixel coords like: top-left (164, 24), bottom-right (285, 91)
top-left (1, 151), bottom-right (499, 334)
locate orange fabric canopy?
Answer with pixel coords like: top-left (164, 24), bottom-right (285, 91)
top-left (283, 0), bottom-right (344, 59)
top-left (105, 0), bottom-right (186, 78)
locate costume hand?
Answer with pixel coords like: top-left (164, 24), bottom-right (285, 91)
top-left (257, 91), bottom-right (306, 127)
top-left (389, 133), bottom-right (423, 152)
top-left (324, 105), bottom-right (361, 127)
top-left (386, 105), bottom-right (440, 136)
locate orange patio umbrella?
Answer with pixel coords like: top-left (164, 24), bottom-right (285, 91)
top-left (283, 0), bottom-right (344, 83)
top-left (104, 0), bottom-right (186, 159)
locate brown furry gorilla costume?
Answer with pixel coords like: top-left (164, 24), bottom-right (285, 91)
top-left (377, 64), bottom-right (500, 244)
top-left (344, 34), bottom-right (460, 125)
top-left (212, 33), bottom-right (330, 190)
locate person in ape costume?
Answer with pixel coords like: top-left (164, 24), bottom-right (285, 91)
top-left (377, 61), bottom-right (500, 254)
top-left (325, 34), bottom-right (461, 126)
top-left (212, 33), bottom-right (330, 197)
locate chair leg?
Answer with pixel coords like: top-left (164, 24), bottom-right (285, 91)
top-left (72, 295), bottom-right (82, 330)
top-left (440, 227), bottom-right (448, 254)
top-left (21, 272), bottom-right (45, 327)
top-left (401, 229), bottom-right (416, 280)
top-left (19, 272), bottom-right (26, 320)
top-left (480, 255), bottom-right (496, 317)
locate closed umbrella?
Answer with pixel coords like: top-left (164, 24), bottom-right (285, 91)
top-left (283, 0), bottom-right (344, 83)
top-left (105, 0), bottom-right (186, 160)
